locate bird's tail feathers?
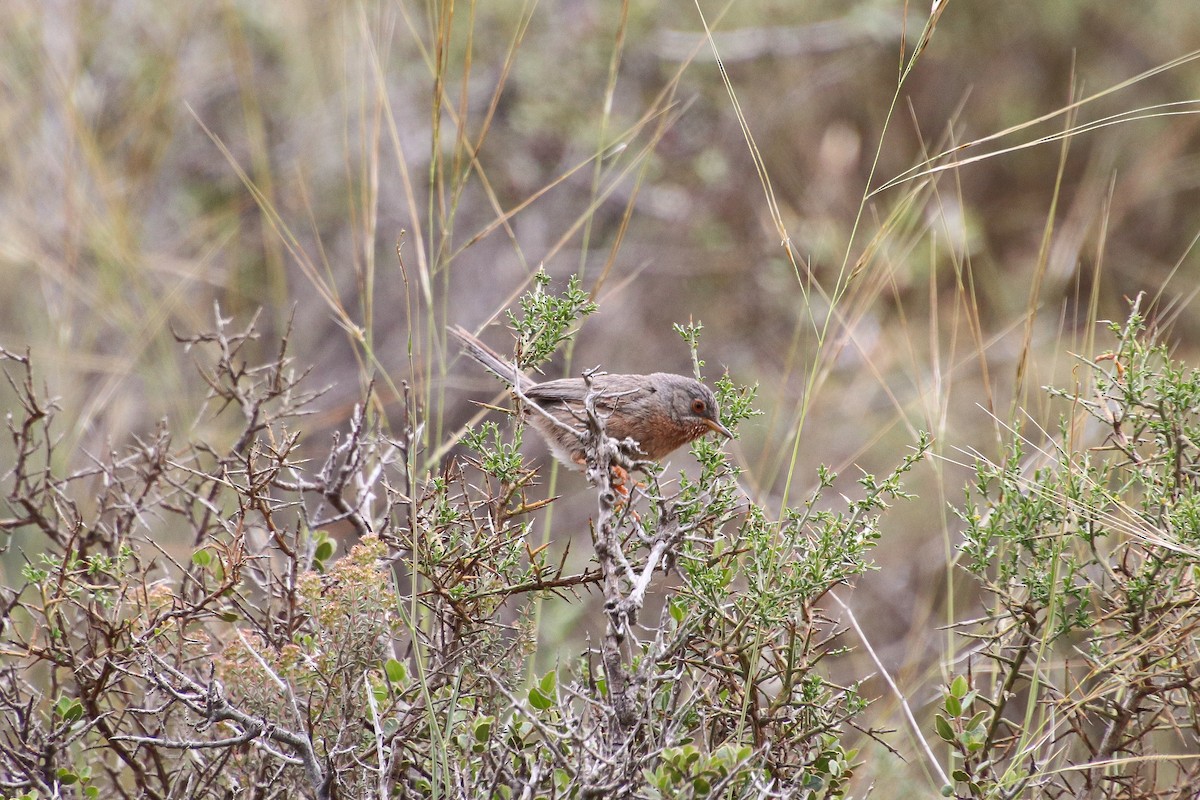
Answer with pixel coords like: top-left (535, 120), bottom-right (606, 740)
top-left (449, 325), bottom-right (535, 392)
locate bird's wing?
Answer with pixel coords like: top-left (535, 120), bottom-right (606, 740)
top-left (525, 376), bottom-right (652, 410)
top-left (522, 379), bottom-right (586, 407)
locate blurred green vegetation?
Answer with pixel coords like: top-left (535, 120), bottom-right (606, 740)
top-left (2, 0), bottom-right (1200, 792)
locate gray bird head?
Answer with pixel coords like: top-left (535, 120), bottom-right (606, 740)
top-left (659, 375), bottom-right (733, 439)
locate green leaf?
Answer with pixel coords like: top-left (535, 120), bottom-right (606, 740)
top-left (191, 549), bottom-right (212, 567)
top-left (802, 774), bottom-right (826, 790)
top-left (669, 598), bottom-right (686, 623)
top-left (528, 686), bottom-right (553, 711)
top-left (54, 696), bottom-right (84, 723)
top-left (528, 671), bottom-right (557, 710)
top-left (712, 743), bottom-right (738, 769)
top-left (934, 714), bottom-right (955, 743)
top-left (474, 716), bottom-right (494, 742)
top-left (950, 674), bottom-right (969, 698)
top-left (314, 537), bottom-right (336, 563)
top-left (384, 658), bottom-right (407, 684)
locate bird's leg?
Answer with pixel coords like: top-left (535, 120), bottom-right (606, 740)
top-left (611, 464), bottom-right (629, 497)
top-left (610, 465), bottom-right (648, 525)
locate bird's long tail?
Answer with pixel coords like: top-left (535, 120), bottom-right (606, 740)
top-left (449, 325), bottom-right (536, 393)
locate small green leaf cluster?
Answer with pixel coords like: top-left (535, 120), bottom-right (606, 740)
top-left (645, 742), bottom-right (754, 798)
top-left (463, 420), bottom-right (526, 485)
top-left (526, 668), bottom-right (557, 710)
top-left (805, 736), bottom-right (859, 797)
top-left (958, 435), bottom-right (1097, 638)
top-left (934, 675), bottom-right (994, 795)
top-left (20, 545), bottom-right (134, 613)
top-left (506, 268), bottom-right (597, 369)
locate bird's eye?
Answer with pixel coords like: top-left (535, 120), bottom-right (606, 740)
top-left (691, 398), bottom-right (707, 415)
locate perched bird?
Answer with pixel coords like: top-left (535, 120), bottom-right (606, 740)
top-left (450, 325), bottom-right (732, 469)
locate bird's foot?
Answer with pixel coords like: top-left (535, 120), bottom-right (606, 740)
top-left (611, 464), bottom-right (630, 496)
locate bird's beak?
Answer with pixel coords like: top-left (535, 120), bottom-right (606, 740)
top-left (704, 418), bottom-right (734, 439)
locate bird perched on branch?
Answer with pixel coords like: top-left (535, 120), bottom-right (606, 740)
top-left (450, 325), bottom-right (732, 469)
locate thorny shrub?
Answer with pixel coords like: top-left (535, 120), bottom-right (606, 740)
top-left (0, 288), bottom-right (928, 799)
top-left (946, 299), bottom-right (1200, 800)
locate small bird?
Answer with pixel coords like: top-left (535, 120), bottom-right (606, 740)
top-left (450, 325), bottom-right (732, 469)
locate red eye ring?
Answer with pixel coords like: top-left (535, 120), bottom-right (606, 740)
top-left (691, 398), bottom-right (707, 415)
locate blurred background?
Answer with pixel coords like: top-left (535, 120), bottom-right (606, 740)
top-left (3, 0), bottom-right (1200, 791)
